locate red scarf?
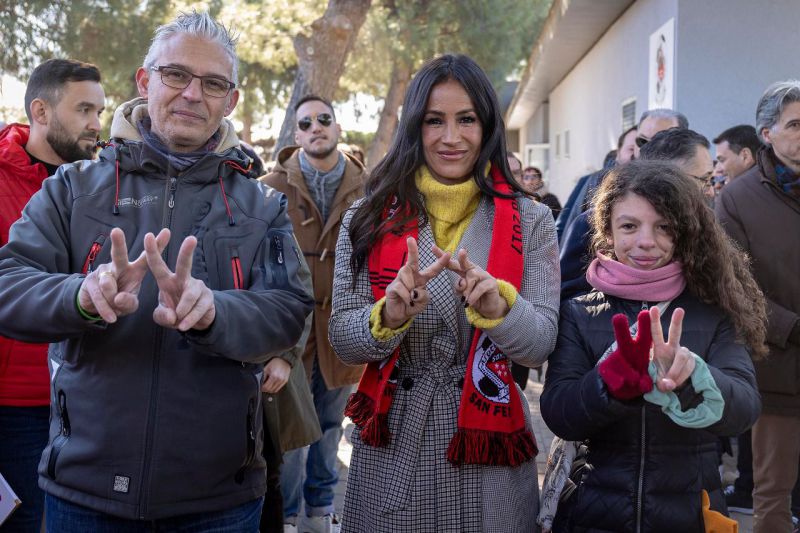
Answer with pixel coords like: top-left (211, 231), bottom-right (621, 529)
top-left (345, 167), bottom-right (537, 467)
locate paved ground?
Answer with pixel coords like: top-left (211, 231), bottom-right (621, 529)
top-left (329, 368), bottom-right (753, 531)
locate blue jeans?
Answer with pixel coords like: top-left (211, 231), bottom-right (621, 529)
top-left (281, 360), bottom-right (351, 519)
top-left (0, 405), bottom-right (50, 533)
top-left (45, 494), bottom-right (263, 532)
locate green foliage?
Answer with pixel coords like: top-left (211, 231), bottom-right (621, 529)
top-left (342, 0), bottom-right (550, 97)
top-left (340, 129), bottom-right (374, 149)
top-left (0, 0), bottom-right (173, 131)
top-left (1, 0), bottom-right (549, 139)
top-left (61, 0), bottom-right (173, 103)
top-left (0, 1), bottom-right (70, 75)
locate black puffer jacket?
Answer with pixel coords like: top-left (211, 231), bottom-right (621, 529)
top-left (541, 289), bottom-right (760, 533)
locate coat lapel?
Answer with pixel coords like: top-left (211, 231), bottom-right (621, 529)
top-left (457, 196), bottom-right (492, 271)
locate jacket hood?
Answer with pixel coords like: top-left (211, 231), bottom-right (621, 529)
top-left (275, 145), bottom-right (301, 170)
top-left (110, 97), bottom-right (240, 153)
top-left (0, 123), bottom-right (49, 185)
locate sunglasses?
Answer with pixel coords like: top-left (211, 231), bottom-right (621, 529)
top-left (635, 135), bottom-right (650, 148)
top-left (297, 113), bottom-right (333, 131)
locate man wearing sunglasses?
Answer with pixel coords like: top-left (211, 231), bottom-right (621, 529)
top-left (0, 11), bottom-right (313, 531)
top-left (261, 95), bottom-right (366, 533)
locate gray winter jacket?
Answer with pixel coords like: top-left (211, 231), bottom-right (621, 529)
top-left (0, 99), bottom-right (313, 520)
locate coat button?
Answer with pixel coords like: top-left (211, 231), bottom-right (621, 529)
top-left (401, 377), bottom-right (414, 390)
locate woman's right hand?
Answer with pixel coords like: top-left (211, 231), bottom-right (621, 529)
top-left (381, 237), bottom-right (451, 328)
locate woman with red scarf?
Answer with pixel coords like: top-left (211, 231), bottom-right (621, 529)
top-left (540, 160), bottom-right (765, 532)
top-left (328, 54), bottom-right (559, 532)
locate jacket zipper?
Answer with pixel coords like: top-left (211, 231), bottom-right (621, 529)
top-left (138, 175), bottom-right (178, 518)
top-left (82, 234), bottom-right (107, 274)
top-left (635, 405), bottom-right (646, 533)
top-left (47, 390), bottom-right (71, 478)
top-left (231, 248), bottom-right (243, 290)
top-left (235, 398), bottom-right (258, 484)
top-left (635, 300), bottom-right (649, 533)
top-left (271, 234), bottom-right (288, 288)
top-left (273, 235), bottom-right (284, 265)
top-left (166, 177), bottom-right (178, 226)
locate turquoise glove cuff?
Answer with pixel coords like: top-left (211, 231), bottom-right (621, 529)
top-left (643, 353), bottom-right (724, 428)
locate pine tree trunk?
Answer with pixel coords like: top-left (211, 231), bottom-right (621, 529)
top-left (274, 0), bottom-right (372, 157)
top-left (366, 58), bottom-right (412, 169)
top-left (240, 86), bottom-right (254, 145)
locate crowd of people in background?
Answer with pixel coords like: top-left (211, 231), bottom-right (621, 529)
top-left (0, 9), bottom-right (798, 533)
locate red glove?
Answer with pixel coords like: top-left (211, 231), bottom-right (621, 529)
top-left (598, 311), bottom-right (654, 400)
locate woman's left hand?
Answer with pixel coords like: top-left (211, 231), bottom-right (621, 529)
top-left (649, 306), bottom-right (695, 392)
top-left (433, 246), bottom-right (509, 320)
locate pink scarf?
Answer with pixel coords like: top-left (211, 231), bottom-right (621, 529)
top-left (586, 253), bottom-right (686, 301)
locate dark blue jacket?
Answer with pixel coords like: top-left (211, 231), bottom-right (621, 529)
top-left (541, 290), bottom-right (760, 532)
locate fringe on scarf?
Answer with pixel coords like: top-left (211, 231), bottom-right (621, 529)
top-left (344, 389), bottom-right (394, 447)
top-left (446, 427), bottom-right (538, 467)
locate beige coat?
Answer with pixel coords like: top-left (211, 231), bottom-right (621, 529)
top-left (260, 146), bottom-right (366, 389)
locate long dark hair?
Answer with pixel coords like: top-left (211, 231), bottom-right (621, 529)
top-left (591, 160), bottom-right (768, 359)
top-left (347, 54), bottom-right (522, 275)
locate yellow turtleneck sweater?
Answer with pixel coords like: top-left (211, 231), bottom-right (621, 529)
top-left (415, 167), bottom-right (481, 253)
top-left (369, 167), bottom-right (517, 339)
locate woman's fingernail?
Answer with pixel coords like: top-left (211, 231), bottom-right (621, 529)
top-left (460, 296), bottom-right (466, 303)
top-left (412, 289), bottom-right (418, 300)
top-left (410, 301), bottom-right (415, 307)
top-left (464, 302), bottom-right (469, 308)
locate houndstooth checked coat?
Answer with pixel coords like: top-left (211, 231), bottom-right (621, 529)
top-left (329, 194), bottom-right (560, 532)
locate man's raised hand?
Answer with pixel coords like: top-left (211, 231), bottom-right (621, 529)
top-left (144, 230), bottom-right (216, 331)
top-left (78, 227), bottom-right (169, 323)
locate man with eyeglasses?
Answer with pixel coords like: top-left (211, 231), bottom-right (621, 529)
top-left (0, 11), bottom-right (313, 531)
top-left (716, 81), bottom-right (800, 533)
top-left (261, 95), bottom-right (366, 533)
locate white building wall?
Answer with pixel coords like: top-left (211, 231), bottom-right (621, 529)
top-left (675, 0), bottom-right (800, 144)
top-left (547, 0), bottom-right (678, 202)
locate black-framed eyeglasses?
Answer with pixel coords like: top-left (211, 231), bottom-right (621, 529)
top-left (151, 65), bottom-right (235, 98)
top-left (297, 113), bottom-right (333, 131)
top-left (635, 135), bottom-right (650, 148)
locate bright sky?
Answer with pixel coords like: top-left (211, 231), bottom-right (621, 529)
top-left (0, 74), bottom-right (27, 123)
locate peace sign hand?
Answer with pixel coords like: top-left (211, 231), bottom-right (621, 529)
top-left (144, 230), bottom-right (216, 331)
top-left (649, 306), bottom-right (695, 392)
top-left (78, 227), bottom-right (170, 323)
top-left (433, 247), bottom-right (509, 320)
top-left (381, 237), bottom-right (451, 329)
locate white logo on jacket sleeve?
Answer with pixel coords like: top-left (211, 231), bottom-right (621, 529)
top-left (113, 475), bottom-right (130, 493)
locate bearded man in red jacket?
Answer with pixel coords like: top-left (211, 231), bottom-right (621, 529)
top-left (0, 58), bottom-right (104, 533)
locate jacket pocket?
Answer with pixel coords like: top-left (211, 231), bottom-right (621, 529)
top-left (47, 389), bottom-right (71, 479)
top-left (203, 222), bottom-right (262, 291)
top-left (235, 370), bottom-right (264, 484)
top-left (269, 232), bottom-right (288, 289)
